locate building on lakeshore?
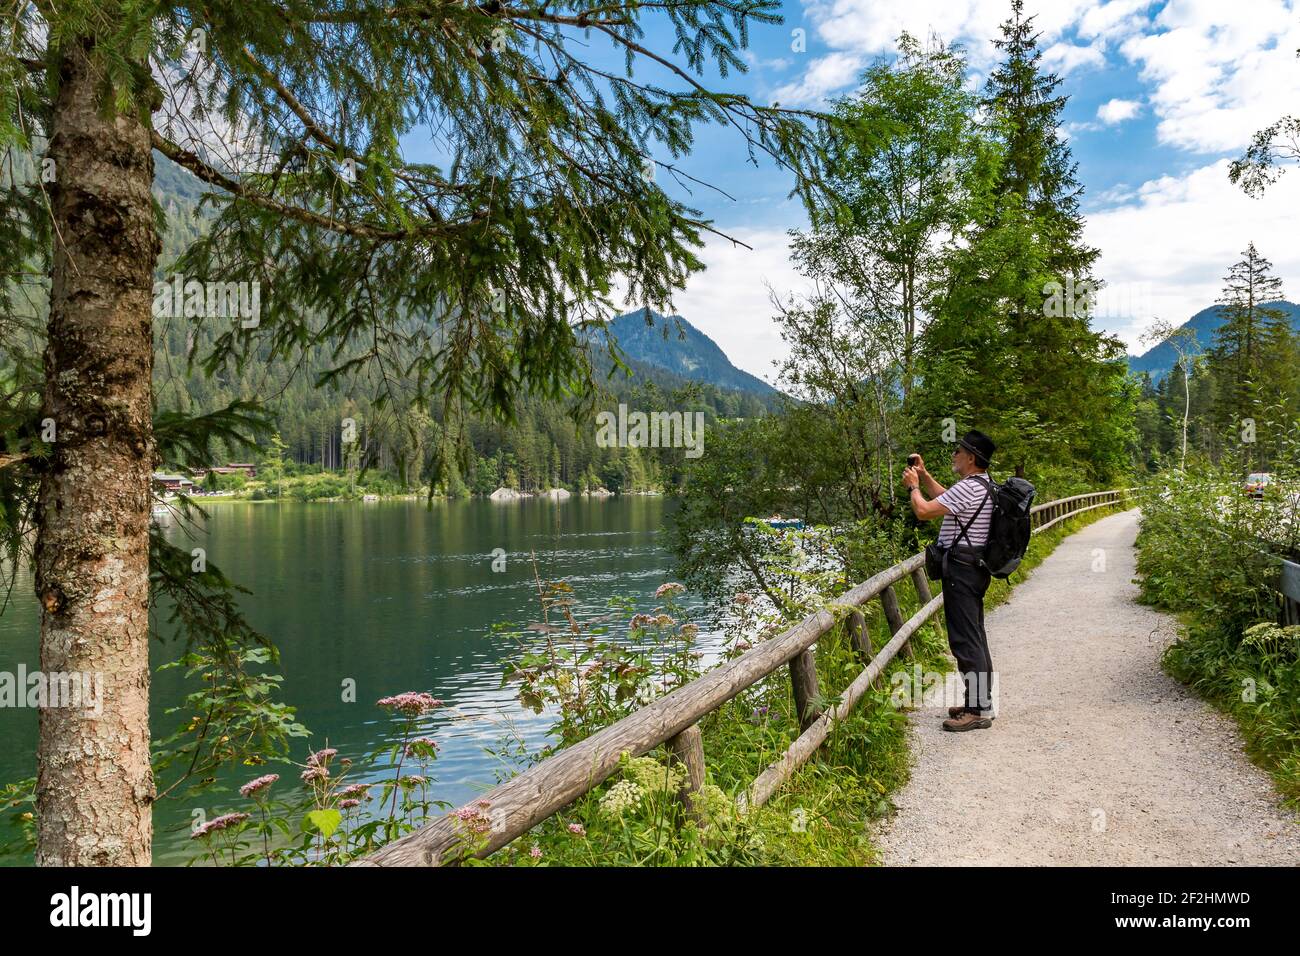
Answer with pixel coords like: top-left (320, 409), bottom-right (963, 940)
top-left (152, 473), bottom-right (194, 495)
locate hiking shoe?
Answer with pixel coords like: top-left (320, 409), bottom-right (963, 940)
top-left (948, 706), bottom-right (995, 720)
top-left (942, 712), bottom-right (993, 732)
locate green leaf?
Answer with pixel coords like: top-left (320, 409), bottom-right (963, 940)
top-left (304, 809), bottom-right (342, 838)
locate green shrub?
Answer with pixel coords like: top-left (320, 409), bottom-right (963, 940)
top-left (1135, 464), bottom-right (1300, 808)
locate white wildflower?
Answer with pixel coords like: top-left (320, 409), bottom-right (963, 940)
top-left (598, 779), bottom-right (643, 817)
top-left (624, 756), bottom-right (684, 794)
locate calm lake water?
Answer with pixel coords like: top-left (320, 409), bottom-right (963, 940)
top-left (0, 496), bottom-right (713, 864)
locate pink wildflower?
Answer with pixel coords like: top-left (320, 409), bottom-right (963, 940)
top-left (405, 736), bottom-right (440, 758)
top-left (306, 747), bottom-right (337, 769)
top-left (191, 812), bottom-right (250, 839)
top-left (376, 692), bottom-right (443, 716)
top-left (452, 803), bottom-right (493, 834)
top-left (239, 773), bottom-right (279, 798)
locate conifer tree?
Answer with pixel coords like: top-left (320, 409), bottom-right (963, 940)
top-left (1206, 243), bottom-right (1296, 464)
top-left (917, 0), bottom-right (1129, 482)
top-left (982, 0), bottom-right (1097, 282)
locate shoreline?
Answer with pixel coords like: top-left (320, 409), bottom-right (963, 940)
top-left (176, 489), bottom-right (669, 504)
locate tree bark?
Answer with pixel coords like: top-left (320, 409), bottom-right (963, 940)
top-left (34, 34), bottom-right (160, 865)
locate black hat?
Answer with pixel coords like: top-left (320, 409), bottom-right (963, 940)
top-left (958, 430), bottom-right (995, 468)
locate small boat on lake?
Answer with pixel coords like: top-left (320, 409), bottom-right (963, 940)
top-left (756, 514), bottom-right (804, 530)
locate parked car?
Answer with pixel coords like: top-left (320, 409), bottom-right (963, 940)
top-left (1244, 472), bottom-right (1274, 498)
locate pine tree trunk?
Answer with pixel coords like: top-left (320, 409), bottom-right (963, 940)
top-left (34, 35), bottom-right (160, 865)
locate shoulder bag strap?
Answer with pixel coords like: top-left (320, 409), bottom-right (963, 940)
top-left (952, 476), bottom-right (993, 549)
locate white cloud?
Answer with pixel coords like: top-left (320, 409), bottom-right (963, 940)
top-left (781, 0), bottom-right (1300, 144)
top-left (795, 0), bottom-right (1133, 72)
top-left (743, 49), bottom-right (794, 72)
top-left (619, 160), bottom-right (1300, 376)
top-left (1042, 41), bottom-right (1107, 74)
top-left (1076, 0), bottom-right (1157, 41)
top-left (769, 0), bottom-right (1157, 106)
top-left (1118, 0), bottom-right (1300, 153)
top-left (771, 51), bottom-right (865, 107)
top-left (1097, 97), bottom-right (1142, 123)
top-left (1086, 159), bottom-right (1300, 351)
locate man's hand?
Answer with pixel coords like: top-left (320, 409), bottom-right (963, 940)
top-left (904, 467), bottom-right (951, 521)
top-left (911, 452), bottom-right (946, 498)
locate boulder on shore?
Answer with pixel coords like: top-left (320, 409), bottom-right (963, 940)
top-left (541, 487), bottom-right (571, 501)
top-left (584, 487), bottom-right (614, 498)
top-left (489, 487), bottom-right (525, 501)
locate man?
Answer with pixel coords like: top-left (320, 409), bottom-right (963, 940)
top-left (902, 430), bottom-right (998, 732)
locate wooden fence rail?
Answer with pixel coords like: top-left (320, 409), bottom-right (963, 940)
top-left (355, 487), bottom-right (1131, 866)
top-left (1278, 558), bottom-right (1300, 626)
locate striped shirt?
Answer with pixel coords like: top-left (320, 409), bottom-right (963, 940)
top-left (936, 474), bottom-right (995, 548)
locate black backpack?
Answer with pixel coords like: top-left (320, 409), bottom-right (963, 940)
top-left (979, 474), bottom-right (1036, 578)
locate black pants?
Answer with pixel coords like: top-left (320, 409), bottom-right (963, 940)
top-left (942, 556), bottom-right (994, 713)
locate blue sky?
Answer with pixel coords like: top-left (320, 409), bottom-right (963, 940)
top-left (580, 0), bottom-right (1300, 383)
top-left (646, 1), bottom-right (1212, 226)
top-left (388, 2), bottom-right (1299, 382)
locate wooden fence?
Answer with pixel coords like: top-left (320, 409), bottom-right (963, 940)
top-left (355, 488), bottom-right (1132, 866)
top-left (1279, 558), bottom-right (1300, 626)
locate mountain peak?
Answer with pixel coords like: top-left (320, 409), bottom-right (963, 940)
top-left (601, 308), bottom-right (776, 395)
top-left (1127, 300), bottom-right (1300, 379)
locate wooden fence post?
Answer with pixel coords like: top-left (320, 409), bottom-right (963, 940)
top-left (911, 568), bottom-right (939, 641)
top-left (666, 724), bottom-right (706, 821)
top-left (847, 608), bottom-right (882, 689)
top-left (880, 584), bottom-right (911, 659)
top-left (911, 568), bottom-right (933, 605)
top-left (847, 608), bottom-right (872, 661)
top-left (788, 648), bottom-right (821, 732)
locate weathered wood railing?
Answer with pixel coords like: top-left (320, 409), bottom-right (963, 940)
top-left (355, 487), bottom-right (1131, 866)
top-left (1276, 558), bottom-right (1300, 626)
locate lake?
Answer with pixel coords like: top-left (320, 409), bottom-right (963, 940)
top-left (0, 495), bottom-right (713, 864)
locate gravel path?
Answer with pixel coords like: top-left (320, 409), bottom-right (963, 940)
top-left (873, 508), bottom-right (1300, 866)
